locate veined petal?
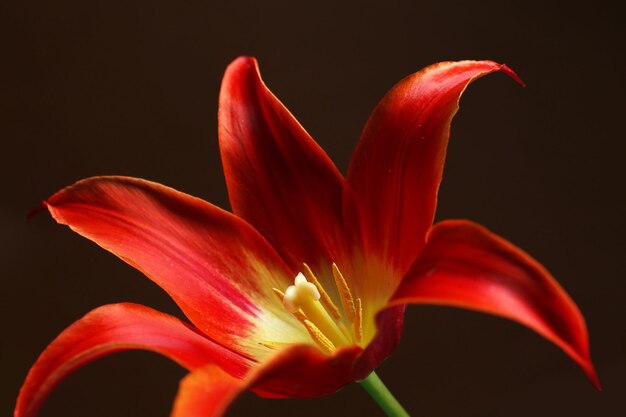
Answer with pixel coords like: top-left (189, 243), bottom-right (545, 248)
top-left (347, 61), bottom-right (524, 277)
top-left (171, 345), bottom-right (363, 417)
top-left (44, 176), bottom-right (310, 360)
top-left (219, 57), bottom-right (348, 271)
top-left (390, 220), bottom-right (600, 388)
top-left (15, 303), bottom-right (251, 417)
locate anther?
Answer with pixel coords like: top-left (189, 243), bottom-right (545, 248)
top-left (354, 298), bottom-right (363, 343)
top-left (302, 263), bottom-right (341, 320)
top-left (272, 288), bottom-right (286, 302)
top-left (332, 263), bottom-right (356, 323)
top-left (258, 341), bottom-right (286, 350)
top-left (303, 320), bottom-right (336, 354)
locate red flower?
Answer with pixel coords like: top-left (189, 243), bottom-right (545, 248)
top-left (15, 57), bottom-right (599, 417)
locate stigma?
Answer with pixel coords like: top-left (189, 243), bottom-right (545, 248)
top-left (271, 263), bottom-right (363, 354)
top-left (283, 273), bottom-right (320, 313)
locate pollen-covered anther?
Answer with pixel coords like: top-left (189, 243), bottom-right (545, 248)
top-left (303, 320), bottom-right (335, 354)
top-left (332, 263), bottom-right (356, 323)
top-left (258, 341), bottom-right (289, 350)
top-left (272, 287), bottom-right (286, 302)
top-left (354, 297), bottom-right (363, 343)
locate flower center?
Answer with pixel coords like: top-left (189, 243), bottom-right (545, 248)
top-left (271, 263), bottom-right (363, 354)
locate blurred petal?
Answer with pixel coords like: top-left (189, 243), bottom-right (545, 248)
top-left (171, 366), bottom-right (244, 417)
top-left (390, 220), bottom-right (599, 387)
top-left (347, 61), bottom-right (523, 276)
top-left (219, 57), bottom-right (349, 270)
top-left (15, 303), bottom-right (251, 417)
top-left (44, 176), bottom-right (309, 360)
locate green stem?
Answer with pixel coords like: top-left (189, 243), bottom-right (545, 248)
top-left (359, 371), bottom-right (410, 417)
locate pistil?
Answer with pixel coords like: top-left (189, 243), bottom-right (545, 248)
top-left (280, 273), bottom-right (349, 347)
top-left (273, 288), bottom-right (337, 353)
top-left (271, 263), bottom-right (364, 353)
top-left (302, 263), bottom-right (341, 320)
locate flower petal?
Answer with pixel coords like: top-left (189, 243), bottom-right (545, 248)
top-left (15, 303), bottom-right (251, 417)
top-left (171, 345), bottom-right (363, 417)
top-left (171, 366), bottom-right (244, 417)
top-left (347, 61), bottom-right (524, 276)
top-left (353, 305), bottom-right (406, 380)
top-left (44, 176), bottom-right (309, 360)
top-left (250, 344), bottom-right (362, 398)
top-left (218, 57), bottom-right (348, 270)
top-left (390, 220), bottom-right (599, 388)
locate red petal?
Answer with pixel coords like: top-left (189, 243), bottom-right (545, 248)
top-left (171, 345), bottom-right (361, 417)
top-left (15, 303), bottom-right (251, 417)
top-left (353, 305), bottom-right (406, 379)
top-left (347, 61), bottom-right (523, 276)
top-left (219, 57), bottom-right (349, 270)
top-left (251, 345), bottom-right (362, 398)
top-left (45, 176), bottom-right (307, 359)
top-left (390, 220), bottom-right (600, 388)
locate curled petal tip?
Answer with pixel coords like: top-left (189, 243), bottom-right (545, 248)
top-left (569, 344), bottom-right (601, 390)
top-left (226, 56), bottom-right (259, 75)
top-left (393, 220), bottom-right (598, 390)
top-left (347, 59), bottom-right (525, 274)
top-left (26, 201), bottom-right (48, 220)
top-left (499, 63), bottom-right (526, 87)
top-left (583, 361), bottom-right (602, 390)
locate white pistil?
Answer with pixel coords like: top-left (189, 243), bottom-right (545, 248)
top-left (302, 263), bottom-right (342, 320)
top-left (283, 273), bottom-right (320, 313)
top-left (281, 272), bottom-right (349, 347)
top-left (271, 264), bottom-right (364, 354)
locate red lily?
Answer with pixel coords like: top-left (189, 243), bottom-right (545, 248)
top-left (16, 57), bottom-right (598, 417)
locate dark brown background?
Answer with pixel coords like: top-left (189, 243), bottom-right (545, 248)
top-left (2, 1), bottom-right (624, 416)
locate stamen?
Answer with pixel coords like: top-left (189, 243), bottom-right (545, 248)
top-left (302, 263), bottom-right (341, 320)
top-left (272, 287), bottom-right (286, 302)
top-left (354, 297), bottom-right (363, 343)
top-left (258, 341), bottom-right (287, 350)
top-left (303, 319), bottom-right (336, 354)
top-left (292, 309), bottom-right (307, 322)
top-left (332, 263), bottom-right (356, 323)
